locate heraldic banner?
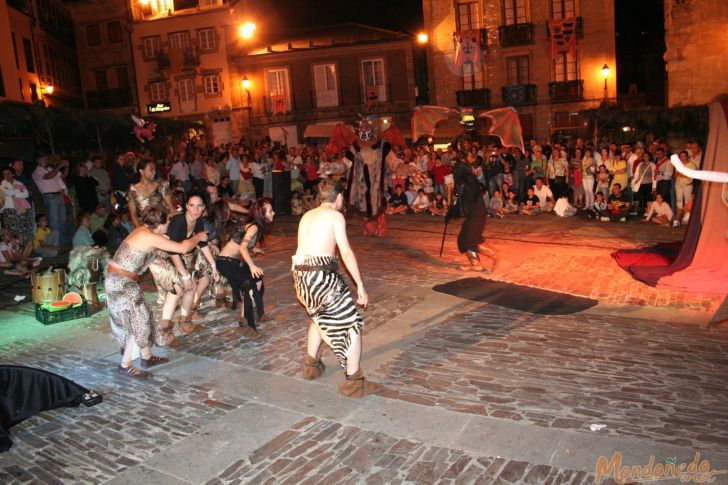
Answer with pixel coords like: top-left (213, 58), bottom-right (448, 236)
top-left (548, 17), bottom-right (577, 58)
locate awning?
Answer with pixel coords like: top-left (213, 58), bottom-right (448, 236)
top-left (303, 122), bottom-right (347, 138)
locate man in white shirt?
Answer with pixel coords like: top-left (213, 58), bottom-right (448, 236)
top-left (225, 147), bottom-right (241, 195)
top-left (532, 178), bottom-right (554, 212)
top-left (169, 159), bottom-right (190, 194)
top-left (32, 156), bottom-right (71, 243)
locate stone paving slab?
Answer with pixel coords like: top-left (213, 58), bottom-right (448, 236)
top-left (203, 416), bottom-right (599, 485)
top-left (369, 304), bottom-right (728, 453)
top-left (0, 341), bottom-right (246, 485)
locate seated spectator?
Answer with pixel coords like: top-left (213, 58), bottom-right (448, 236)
top-left (586, 192), bottom-right (609, 220)
top-left (89, 205), bottom-right (108, 233)
top-left (302, 187), bottom-right (316, 212)
top-left (72, 213), bottom-right (95, 247)
top-left (386, 184), bottom-right (409, 215)
top-left (602, 183), bottom-right (631, 222)
top-left (33, 214), bottom-right (61, 258)
top-left (411, 189), bottom-right (430, 213)
top-left (481, 183), bottom-right (490, 208)
top-left (0, 230), bottom-right (38, 275)
top-left (104, 213), bottom-right (128, 256)
top-left (554, 190), bottom-right (577, 217)
top-left (532, 178), bottom-right (554, 212)
top-left (519, 187), bottom-right (542, 216)
top-left (430, 192), bottom-right (448, 216)
top-left (643, 194), bottom-right (673, 226)
top-left (487, 189), bottom-right (505, 218)
top-left (291, 191), bottom-right (303, 216)
top-left (404, 182), bottom-right (418, 207)
top-left (503, 190), bottom-right (519, 215)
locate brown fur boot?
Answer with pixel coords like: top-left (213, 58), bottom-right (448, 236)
top-left (189, 302), bottom-right (204, 320)
top-left (179, 315), bottom-right (203, 334)
top-left (159, 319), bottom-right (182, 348)
top-left (338, 369), bottom-right (384, 398)
top-left (302, 354), bottom-right (325, 380)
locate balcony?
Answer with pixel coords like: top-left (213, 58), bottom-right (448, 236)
top-left (548, 80), bottom-right (584, 102)
top-left (86, 87), bottom-right (133, 109)
top-left (546, 16), bottom-right (584, 39)
top-left (455, 88), bottom-right (490, 108)
top-left (156, 52), bottom-right (170, 71)
top-left (501, 84), bottom-right (537, 106)
top-left (498, 23), bottom-right (535, 47)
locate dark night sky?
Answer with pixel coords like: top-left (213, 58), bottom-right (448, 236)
top-left (254, 0), bottom-right (424, 34)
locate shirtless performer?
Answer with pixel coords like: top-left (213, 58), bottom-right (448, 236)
top-left (292, 179), bottom-right (384, 398)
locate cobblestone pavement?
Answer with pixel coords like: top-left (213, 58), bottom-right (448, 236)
top-left (205, 417), bottom-right (597, 485)
top-left (0, 214), bottom-right (727, 484)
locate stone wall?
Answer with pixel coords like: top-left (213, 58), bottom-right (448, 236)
top-left (664, 0), bottom-right (728, 106)
top-left (423, 0), bottom-right (616, 141)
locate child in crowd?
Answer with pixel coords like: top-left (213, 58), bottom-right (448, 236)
top-left (386, 184), bottom-right (409, 215)
top-left (411, 189), bottom-right (430, 213)
top-left (643, 193), bottom-right (673, 226)
top-left (404, 182), bottom-right (418, 207)
top-left (595, 165), bottom-right (611, 197)
top-left (503, 190), bottom-right (519, 215)
top-left (586, 192), bottom-right (609, 220)
top-left (301, 187), bottom-right (316, 212)
top-left (291, 191), bottom-right (303, 216)
top-left (0, 230), bottom-right (39, 275)
top-left (72, 213), bottom-right (95, 247)
top-left (33, 215), bottom-right (61, 258)
top-left (554, 190), bottom-right (577, 217)
top-left (519, 187), bottom-right (542, 216)
top-left (430, 192), bottom-right (448, 216)
top-left (487, 189), bottom-right (505, 218)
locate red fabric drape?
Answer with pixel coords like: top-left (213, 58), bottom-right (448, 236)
top-left (628, 100), bottom-right (728, 294)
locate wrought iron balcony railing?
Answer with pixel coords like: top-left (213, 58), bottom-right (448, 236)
top-left (498, 23), bottom-right (535, 47)
top-left (501, 84), bottom-right (537, 106)
top-left (548, 80), bottom-right (584, 102)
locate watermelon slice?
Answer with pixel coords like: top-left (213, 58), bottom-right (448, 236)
top-left (62, 292), bottom-right (83, 305)
top-left (44, 301), bottom-right (72, 312)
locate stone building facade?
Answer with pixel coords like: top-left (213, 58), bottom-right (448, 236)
top-left (664, 0), bottom-right (728, 106)
top-left (422, 0), bottom-right (616, 141)
top-left (66, 0), bottom-right (137, 113)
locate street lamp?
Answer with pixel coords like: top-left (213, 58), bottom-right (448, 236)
top-left (241, 76), bottom-right (251, 107)
top-left (44, 84), bottom-right (54, 95)
top-left (240, 22), bottom-right (256, 39)
top-left (417, 32), bottom-right (428, 44)
top-left (601, 64), bottom-right (610, 99)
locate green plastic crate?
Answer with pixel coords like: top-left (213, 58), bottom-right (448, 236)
top-left (35, 302), bottom-right (89, 325)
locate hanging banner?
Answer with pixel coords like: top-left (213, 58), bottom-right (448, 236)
top-left (365, 85), bottom-right (379, 108)
top-left (453, 29), bottom-right (482, 71)
top-left (548, 17), bottom-right (577, 58)
top-left (271, 94), bottom-right (288, 115)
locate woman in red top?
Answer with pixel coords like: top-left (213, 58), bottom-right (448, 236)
top-left (431, 156), bottom-right (452, 198)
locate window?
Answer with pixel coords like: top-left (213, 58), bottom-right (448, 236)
top-left (313, 63), bottom-right (338, 108)
top-left (11, 34), bottom-right (19, 69)
top-left (150, 82), bottom-right (167, 102)
top-left (203, 74), bottom-right (220, 94)
top-left (0, 68), bottom-right (5, 97)
top-left (143, 36), bottom-right (160, 58)
top-left (86, 24), bottom-right (101, 47)
top-left (456, 2), bottom-right (479, 31)
top-left (361, 59), bottom-right (387, 102)
top-left (178, 78), bottom-right (195, 101)
top-left (462, 62), bottom-right (484, 90)
top-left (551, 0), bottom-right (575, 18)
top-left (265, 68), bottom-right (291, 111)
top-left (22, 38), bottom-right (34, 73)
top-left (116, 66), bottom-right (129, 88)
top-left (503, 0), bottom-right (527, 24)
top-left (198, 29), bottom-right (215, 50)
top-left (107, 21), bottom-right (122, 43)
top-left (554, 52), bottom-right (577, 81)
top-left (507, 56), bottom-right (529, 85)
top-left (95, 69), bottom-right (108, 91)
top-left (30, 82), bottom-right (38, 102)
top-left (169, 31), bottom-right (189, 49)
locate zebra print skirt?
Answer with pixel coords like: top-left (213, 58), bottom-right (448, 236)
top-left (292, 255), bottom-right (362, 368)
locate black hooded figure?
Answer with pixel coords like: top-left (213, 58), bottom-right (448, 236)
top-left (452, 162), bottom-right (495, 271)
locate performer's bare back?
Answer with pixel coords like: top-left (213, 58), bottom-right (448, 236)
top-left (295, 206), bottom-right (346, 258)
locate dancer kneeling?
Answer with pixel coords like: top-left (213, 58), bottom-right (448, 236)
top-left (106, 205), bottom-right (207, 378)
top-left (216, 198), bottom-right (274, 338)
top-left (292, 179), bottom-right (383, 398)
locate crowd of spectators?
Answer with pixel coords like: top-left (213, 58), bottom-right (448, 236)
top-left (0, 131), bottom-right (701, 277)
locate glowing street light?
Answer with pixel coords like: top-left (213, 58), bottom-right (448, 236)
top-left (601, 64), bottom-right (610, 100)
top-left (44, 85), bottom-right (54, 95)
top-left (417, 32), bottom-right (428, 44)
top-left (139, 0), bottom-right (150, 5)
top-left (241, 76), bottom-right (251, 90)
top-left (240, 22), bottom-right (256, 39)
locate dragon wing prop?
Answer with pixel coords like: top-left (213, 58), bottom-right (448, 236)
top-left (380, 124), bottom-right (406, 149)
top-left (478, 107), bottom-right (525, 153)
top-left (411, 105), bottom-right (459, 141)
top-left (326, 123), bottom-right (358, 155)
top-left (671, 154), bottom-right (728, 183)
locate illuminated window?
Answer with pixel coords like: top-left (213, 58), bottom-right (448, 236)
top-left (551, 0), bottom-right (575, 18)
top-left (507, 56), bottom-right (529, 85)
top-left (150, 81), bottom-right (167, 102)
top-left (462, 62), bottom-right (484, 90)
top-left (143, 36), bottom-right (160, 58)
top-left (313, 63), bottom-right (338, 108)
top-left (503, 0), bottom-right (527, 25)
top-left (361, 58), bottom-right (387, 102)
top-left (169, 31), bottom-right (189, 50)
top-left (265, 68), bottom-right (292, 111)
top-left (456, 2), bottom-right (479, 30)
top-left (554, 52), bottom-right (577, 81)
top-left (203, 74), bottom-right (220, 94)
top-left (178, 78), bottom-right (195, 101)
top-left (198, 29), bottom-right (215, 51)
